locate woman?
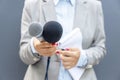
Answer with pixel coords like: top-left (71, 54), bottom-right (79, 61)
top-left (19, 0), bottom-right (106, 80)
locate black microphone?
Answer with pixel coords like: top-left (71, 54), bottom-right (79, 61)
top-left (43, 21), bottom-right (63, 43)
top-left (42, 21), bottom-right (63, 80)
top-left (29, 21), bottom-right (63, 43)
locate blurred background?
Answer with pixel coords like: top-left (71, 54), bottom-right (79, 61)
top-left (0, 0), bottom-right (120, 80)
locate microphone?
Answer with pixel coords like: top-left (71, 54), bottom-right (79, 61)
top-left (29, 21), bottom-right (63, 43)
top-left (43, 21), bottom-right (63, 43)
top-left (29, 22), bottom-right (43, 38)
top-left (28, 21), bottom-right (63, 80)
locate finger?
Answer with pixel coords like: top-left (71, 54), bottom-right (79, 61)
top-left (62, 61), bottom-right (74, 69)
top-left (48, 47), bottom-right (57, 53)
top-left (40, 40), bottom-right (46, 42)
top-left (39, 47), bottom-right (56, 53)
top-left (40, 46), bottom-right (56, 53)
top-left (38, 50), bottom-right (54, 56)
top-left (62, 61), bottom-right (72, 66)
top-left (60, 54), bottom-right (72, 62)
top-left (63, 65), bottom-right (72, 69)
top-left (40, 41), bottom-right (50, 44)
top-left (33, 38), bottom-right (51, 48)
top-left (40, 52), bottom-right (53, 56)
top-left (41, 41), bottom-right (57, 47)
top-left (40, 46), bottom-right (53, 49)
top-left (69, 48), bottom-right (80, 52)
top-left (55, 49), bottom-right (62, 54)
top-left (60, 51), bottom-right (74, 57)
top-left (40, 43), bottom-right (53, 48)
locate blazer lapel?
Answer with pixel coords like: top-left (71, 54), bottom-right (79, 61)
top-left (42, 0), bottom-right (57, 22)
top-left (73, 0), bottom-right (88, 31)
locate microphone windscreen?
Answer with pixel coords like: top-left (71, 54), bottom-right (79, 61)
top-left (29, 22), bottom-right (43, 38)
top-left (43, 21), bottom-right (63, 43)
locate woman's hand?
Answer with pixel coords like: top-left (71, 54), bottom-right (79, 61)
top-left (33, 37), bottom-right (57, 56)
top-left (57, 48), bottom-right (80, 69)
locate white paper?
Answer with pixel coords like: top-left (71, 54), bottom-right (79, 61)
top-left (58, 28), bottom-right (85, 80)
top-left (68, 68), bottom-right (85, 80)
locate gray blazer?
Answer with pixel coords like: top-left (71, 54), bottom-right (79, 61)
top-left (19, 0), bottom-right (106, 80)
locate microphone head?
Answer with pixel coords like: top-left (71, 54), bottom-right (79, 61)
top-left (43, 21), bottom-right (63, 43)
top-left (29, 22), bottom-right (43, 38)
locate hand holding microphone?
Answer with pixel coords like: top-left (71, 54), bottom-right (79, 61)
top-left (29, 21), bottom-right (63, 56)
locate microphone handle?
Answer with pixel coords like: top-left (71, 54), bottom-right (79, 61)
top-left (45, 57), bottom-right (51, 80)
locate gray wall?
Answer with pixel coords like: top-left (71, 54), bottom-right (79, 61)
top-left (0, 0), bottom-right (26, 80)
top-left (94, 0), bottom-right (120, 80)
top-left (0, 0), bottom-right (120, 80)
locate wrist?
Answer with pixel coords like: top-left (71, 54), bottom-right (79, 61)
top-left (30, 37), bottom-right (40, 54)
top-left (76, 50), bottom-right (88, 68)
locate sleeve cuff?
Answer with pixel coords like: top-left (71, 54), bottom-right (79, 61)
top-left (30, 37), bottom-right (38, 53)
top-left (76, 50), bottom-right (88, 68)
top-left (30, 37), bottom-right (40, 58)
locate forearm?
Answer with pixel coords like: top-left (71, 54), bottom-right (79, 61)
top-left (85, 1), bottom-right (106, 68)
top-left (83, 44), bottom-right (106, 68)
top-left (19, 1), bottom-right (41, 65)
top-left (77, 1), bottom-right (106, 68)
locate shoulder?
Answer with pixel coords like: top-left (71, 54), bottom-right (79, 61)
top-left (87, 0), bottom-right (101, 3)
top-left (87, 0), bottom-right (102, 7)
top-left (84, 0), bottom-right (102, 12)
top-left (24, 0), bottom-right (42, 7)
top-left (23, 0), bottom-right (44, 11)
top-left (25, 0), bottom-right (39, 4)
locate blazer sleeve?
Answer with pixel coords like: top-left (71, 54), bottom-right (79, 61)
top-left (19, 1), bottom-right (41, 65)
top-left (84, 1), bottom-right (106, 68)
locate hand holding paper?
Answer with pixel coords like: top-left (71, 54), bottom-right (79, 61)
top-left (58, 28), bottom-right (85, 80)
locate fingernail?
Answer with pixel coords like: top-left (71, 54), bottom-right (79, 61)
top-left (56, 51), bottom-right (60, 54)
top-left (52, 43), bottom-right (56, 45)
top-left (66, 48), bottom-right (69, 51)
top-left (52, 43), bottom-right (58, 46)
top-left (55, 43), bottom-right (58, 46)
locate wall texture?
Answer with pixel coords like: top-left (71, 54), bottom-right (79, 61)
top-left (0, 0), bottom-right (120, 80)
top-left (94, 0), bottom-right (120, 80)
